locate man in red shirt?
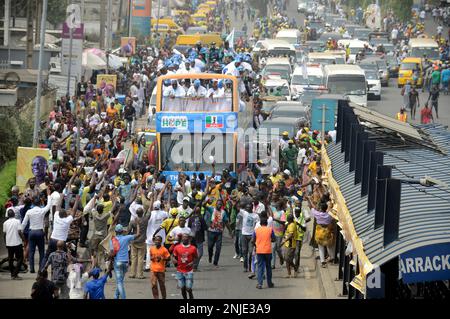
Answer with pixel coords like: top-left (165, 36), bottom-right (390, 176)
top-left (421, 103), bottom-right (434, 124)
top-left (172, 233), bottom-right (198, 299)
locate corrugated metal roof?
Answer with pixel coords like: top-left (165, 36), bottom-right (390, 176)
top-left (350, 103), bottom-right (424, 141)
top-left (328, 123), bottom-right (450, 266)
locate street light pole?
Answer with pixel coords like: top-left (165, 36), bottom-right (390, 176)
top-left (128, 0), bottom-right (133, 37)
top-left (33, 0), bottom-right (48, 148)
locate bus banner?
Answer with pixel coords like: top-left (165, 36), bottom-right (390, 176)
top-left (156, 112), bottom-right (238, 133)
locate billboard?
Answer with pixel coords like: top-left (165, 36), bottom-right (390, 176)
top-left (16, 147), bottom-right (50, 192)
top-left (131, 0), bottom-right (151, 37)
top-left (120, 37), bottom-right (136, 57)
top-left (96, 74), bottom-right (117, 94)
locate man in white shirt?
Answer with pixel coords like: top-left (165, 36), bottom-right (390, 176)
top-left (21, 188), bottom-right (52, 273)
top-left (49, 183), bottom-right (63, 228)
top-left (168, 216), bottom-right (192, 244)
top-left (206, 80), bottom-right (225, 111)
top-left (391, 27), bottom-right (398, 45)
top-left (3, 209), bottom-right (25, 279)
top-left (175, 175), bottom-right (191, 206)
top-left (420, 10), bottom-right (426, 23)
top-left (186, 80), bottom-right (207, 111)
top-left (44, 196), bottom-right (80, 266)
top-left (239, 204), bottom-right (260, 272)
top-left (145, 200), bottom-right (168, 271)
top-left (129, 197), bottom-right (144, 223)
top-left (163, 80), bottom-right (186, 112)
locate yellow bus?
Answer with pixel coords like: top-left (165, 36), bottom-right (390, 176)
top-left (153, 73), bottom-right (251, 182)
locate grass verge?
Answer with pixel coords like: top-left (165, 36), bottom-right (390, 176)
top-left (0, 160), bottom-right (16, 217)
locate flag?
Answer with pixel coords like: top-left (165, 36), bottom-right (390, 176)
top-left (226, 28), bottom-right (235, 49)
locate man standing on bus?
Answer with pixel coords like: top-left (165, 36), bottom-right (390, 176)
top-left (207, 79), bottom-right (225, 112)
top-left (186, 80), bottom-right (207, 111)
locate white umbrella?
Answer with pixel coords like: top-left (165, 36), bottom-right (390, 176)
top-left (105, 54), bottom-right (123, 69)
top-left (82, 50), bottom-right (106, 70)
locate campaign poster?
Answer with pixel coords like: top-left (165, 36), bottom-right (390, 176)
top-left (16, 147), bottom-right (50, 192)
top-left (120, 37), bottom-right (137, 57)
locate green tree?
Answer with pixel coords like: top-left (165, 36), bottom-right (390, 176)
top-left (47, 0), bottom-right (69, 27)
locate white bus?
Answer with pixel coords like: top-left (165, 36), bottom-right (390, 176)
top-left (324, 64), bottom-right (367, 107)
top-left (408, 38), bottom-right (440, 61)
top-left (275, 29), bottom-right (303, 45)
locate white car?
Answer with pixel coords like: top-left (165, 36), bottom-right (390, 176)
top-left (365, 70), bottom-right (381, 100)
top-left (263, 77), bottom-right (292, 100)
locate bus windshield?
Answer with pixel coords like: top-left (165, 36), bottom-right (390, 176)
top-left (292, 74), bottom-right (323, 86)
top-left (160, 133), bottom-right (233, 172)
top-left (411, 47), bottom-right (439, 60)
top-left (401, 62), bottom-right (419, 70)
top-left (327, 75), bottom-right (366, 95)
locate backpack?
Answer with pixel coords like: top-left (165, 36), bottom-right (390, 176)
top-left (111, 236), bottom-right (121, 257)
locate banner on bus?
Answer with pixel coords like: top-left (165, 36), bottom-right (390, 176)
top-left (156, 112), bottom-right (238, 133)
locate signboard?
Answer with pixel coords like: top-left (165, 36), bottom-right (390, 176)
top-left (311, 98), bottom-right (337, 132)
top-left (120, 37), bottom-right (136, 57)
top-left (131, 0), bottom-right (151, 37)
top-left (156, 112), bottom-right (238, 133)
top-left (48, 74), bottom-right (77, 98)
top-left (16, 147), bottom-right (50, 192)
top-left (400, 242), bottom-right (450, 284)
top-left (61, 22), bottom-right (84, 81)
top-left (161, 171), bottom-right (235, 185)
top-left (96, 74), bottom-right (117, 94)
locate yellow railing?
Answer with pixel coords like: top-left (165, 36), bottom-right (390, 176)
top-left (321, 147), bottom-right (374, 295)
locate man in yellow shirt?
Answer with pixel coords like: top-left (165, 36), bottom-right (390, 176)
top-left (281, 214), bottom-right (297, 278)
top-left (269, 168), bottom-right (283, 185)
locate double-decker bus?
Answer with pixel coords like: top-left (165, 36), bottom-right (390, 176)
top-left (152, 73), bottom-right (251, 183)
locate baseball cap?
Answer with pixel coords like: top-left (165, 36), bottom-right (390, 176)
top-left (183, 196), bottom-right (190, 202)
top-left (170, 208), bottom-right (178, 216)
top-left (283, 169), bottom-right (291, 175)
top-left (282, 131), bottom-right (289, 136)
top-left (115, 224), bottom-right (124, 233)
top-left (153, 200), bottom-right (161, 209)
top-left (89, 267), bottom-right (102, 277)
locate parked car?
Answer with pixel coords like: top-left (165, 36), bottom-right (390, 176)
top-left (365, 69), bottom-right (382, 100)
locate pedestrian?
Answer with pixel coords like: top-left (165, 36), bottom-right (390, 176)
top-left (187, 206), bottom-right (208, 271)
top-left (306, 196), bottom-right (335, 268)
top-left (84, 267), bottom-right (111, 299)
top-left (172, 233), bottom-right (198, 299)
top-left (409, 87), bottom-right (420, 120)
top-left (280, 214), bottom-right (297, 277)
top-left (252, 217), bottom-right (275, 289)
top-left (43, 240), bottom-right (80, 299)
top-left (21, 188), bottom-right (52, 273)
top-left (31, 270), bottom-right (58, 300)
top-left (108, 222), bottom-right (141, 299)
top-left (205, 199), bottom-right (230, 268)
top-left (401, 81), bottom-right (411, 109)
top-left (428, 84), bottom-right (440, 118)
top-left (145, 199), bottom-right (168, 271)
top-left (149, 235), bottom-right (170, 299)
top-left (270, 201), bottom-right (286, 269)
top-left (293, 207), bottom-right (307, 274)
top-left (127, 207), bottom-right (150, 279)
top-left (240, 203), bottom-right (259, 273)
top-left (3, 208), bottom-right (25, 280)
top-left (396, 107), bottom-right (408, 122)
top-left (421, 103), bottom-right (434, 124)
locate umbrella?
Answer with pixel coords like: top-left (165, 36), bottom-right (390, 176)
top-left (105, 54), bottom-right (123, 69)
top-left (82, 49), bottom-right (106, 70)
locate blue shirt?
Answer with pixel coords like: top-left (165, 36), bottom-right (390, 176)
top-left (118, 184), bottom-right (132, 204)
top-left (84, 274), bottom-right (108, 299)
top-left (110, 234), bottom-right (136, 262)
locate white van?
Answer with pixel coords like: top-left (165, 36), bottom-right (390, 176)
top-left (290, 63), bottom-right (326, 99)
top-left (324, 64), bottom-right (367, 107)
top-left (262, 57), bottom-right (293, 81)
top-left (275, 29), bottom-right (303, 45)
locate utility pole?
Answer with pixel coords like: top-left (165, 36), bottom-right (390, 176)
top-left (106, 0), bottom-right (113, 50)
top-left (35, 0), bottom-right (42, 45)
top-left (26, 0), bottom-right (34, 68)
top-left (117, 0), bottom-right (124, 32)
top-left (4, 0), bottom-right (10, 47)
top-left (128, 0), bottom-right (133, 37)
top-left (81, 0), bottom-right (85, 23)
top-left (100, 0), bottom-right (106, 49)
top-left (33, 0), bottom-right (48, 148)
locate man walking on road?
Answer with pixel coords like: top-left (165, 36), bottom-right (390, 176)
top-left (252, 217), bottom-right (275, 289)
top-left (108, 223), bottom-right (140, 299)
top-left (172, 233), bottom-right (198, 299)
top-left (149, 235), bottom-right (170, 299)
top-left (428, 84), bottom-right (440, 119)
top-left (3, 208), bottom-right (25, 280)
